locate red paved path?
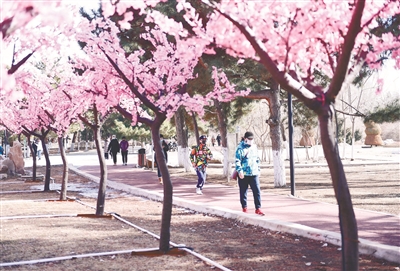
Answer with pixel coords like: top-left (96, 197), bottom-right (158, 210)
top-left (76, 164), bottom-right (400, 251)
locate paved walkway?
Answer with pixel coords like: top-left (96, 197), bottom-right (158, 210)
top-left (23, 145), bottom-right (400, 263)
top-left (72, 161), bottom-right (400, 264)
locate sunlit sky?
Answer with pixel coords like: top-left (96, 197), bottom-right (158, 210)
top-left (379, 59), bottom-right (400, 96)
top-left (77, 0), bottom-right (101, 13)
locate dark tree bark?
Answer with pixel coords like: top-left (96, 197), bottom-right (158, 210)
top-left (28, 128), bottom-right (52, 191)
top-left (318, 105), bottom-right (358, 269)
top-left (174, 107), bottom-right (192, 171)
top-left (191, 111), bottom-right (200, 145)
top-left (94, 124), bottom-right (108, 215)
top-left (41, 135), bottom-right (51, 191)
top-left (151, 115), bottom-right (171, 252)
top-left (213, 99), bottom-right (228, 148)
top-left (213, 99), bottom-right (230, 176)
top-left (266, 82), bottom-right (286, 187)
top-left (21, 131), bottom-right (38, 181)
top-left (174, 107), bottom-right (188, 149)
top-left (28, 137), bottom-right (38, 180)
top-left (78, 105), bottom-right (108, 216)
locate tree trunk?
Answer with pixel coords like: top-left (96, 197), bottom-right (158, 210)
top-left (267, 83), bottom-right (286, 187)
top-left (174, 107), bottom-right (192, 171)
top-left (319, 105), bottom-right (358, 270)
top-left (27, 137), bottom-right (38, 181)
top-left (191, 111), bottom-right (200, 145)
top-left (246, 90), bottom-right (286, 186)
top-left (58, 136), bottom-right (69, 200)
top-left (115, 102), bottom-right (172, 252)
top-left (152, 116), bottom-right (172, 253)
top-left (214, 99), bottom-right (230, 176)
top-left (70, 131), bottom-right (77, 152)
top-left (76, 105), bottom-right (109, 216)
top-left (94, 125), bottom-right (108, 216)
top-left (40, 134), bottom-right (51, 191)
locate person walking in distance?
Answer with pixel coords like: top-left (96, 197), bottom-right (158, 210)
top-left (190, 135), bottom-right (213, 195)
top-left (35, 139), bottom-right (43, 160)
top-left (119, 136), bottom-right (129, 166)
top-left (211, 135), bottom-right (216, 147)
top-left (107, 135), bottom-right (120, 165)
top-left (216, 134), bottom-right (221, 146)
top-left (235, 131), bottom-right (264, 215)
top-left (104, 138), bottom-right (110, 160)
top-left (32, 139), bottom-right (38, 159)
top-left (155, 134), bottom-right (169, 184)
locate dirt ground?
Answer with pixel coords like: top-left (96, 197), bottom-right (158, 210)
top-left (0, 164), bottom-right (399, 271)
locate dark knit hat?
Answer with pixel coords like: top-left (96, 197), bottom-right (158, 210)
top-left (244, 131), bottom-right (254, 139)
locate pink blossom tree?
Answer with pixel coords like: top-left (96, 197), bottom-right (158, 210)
top-left (26, 51), bottom-right (117, 207)
top-left (7, 55), bottom-right (79, 192)
top-left (1, 2), bottom-right (78, 98)
top-left (170, 1), bottom-right (399, 269)
top-left (73, 6), bottom-right (245, 250)
top-left (1, 94), bottom-right (54, 189)
top-left (1, 2), bottom-right (86, 193)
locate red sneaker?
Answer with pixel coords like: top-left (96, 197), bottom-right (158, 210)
top-left (242, 207), bottom-right (248, 213)
top-left (255, 209), bottom-right (265, 216)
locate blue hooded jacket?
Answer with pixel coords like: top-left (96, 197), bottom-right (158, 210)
top-left (235, 141), bottom-right (260, 176)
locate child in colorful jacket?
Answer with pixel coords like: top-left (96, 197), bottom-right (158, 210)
top-left (190, 135), bottom-right (213, 195)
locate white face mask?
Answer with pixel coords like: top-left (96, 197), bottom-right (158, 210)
top-left (245, 139), bottom-right (253, 145)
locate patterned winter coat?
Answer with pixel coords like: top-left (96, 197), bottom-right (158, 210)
top-left (235, 141), bottom-right (260, 176)
top-left (190, 144), bottom-right (213, 170)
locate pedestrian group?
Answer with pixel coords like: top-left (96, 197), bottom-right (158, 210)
top-left (104, 132), bottom-right (264, 215)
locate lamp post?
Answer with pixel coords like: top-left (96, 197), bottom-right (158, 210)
top-left (288, 93), bottom-right (295, 196)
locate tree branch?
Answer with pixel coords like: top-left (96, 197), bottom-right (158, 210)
top-left (338, 99), bottom-right (365, 117)
top-left (8, 51), bottom-right (35, 75)
top-left (203, 1), bottom-right (321, 110)
top-left (326, 0), bottom-right (365, 102)
top-left (245, 89), bottom-right (273, 100)
top-left (114, 104), bottom-right (153, 126)
top-left (334, 108), bottom-right (364, 117)
top-left (100, 47), bottom-right (160, 114)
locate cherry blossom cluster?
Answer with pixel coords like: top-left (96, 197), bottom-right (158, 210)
top-left (1, 0), bottom-right (398, 137)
